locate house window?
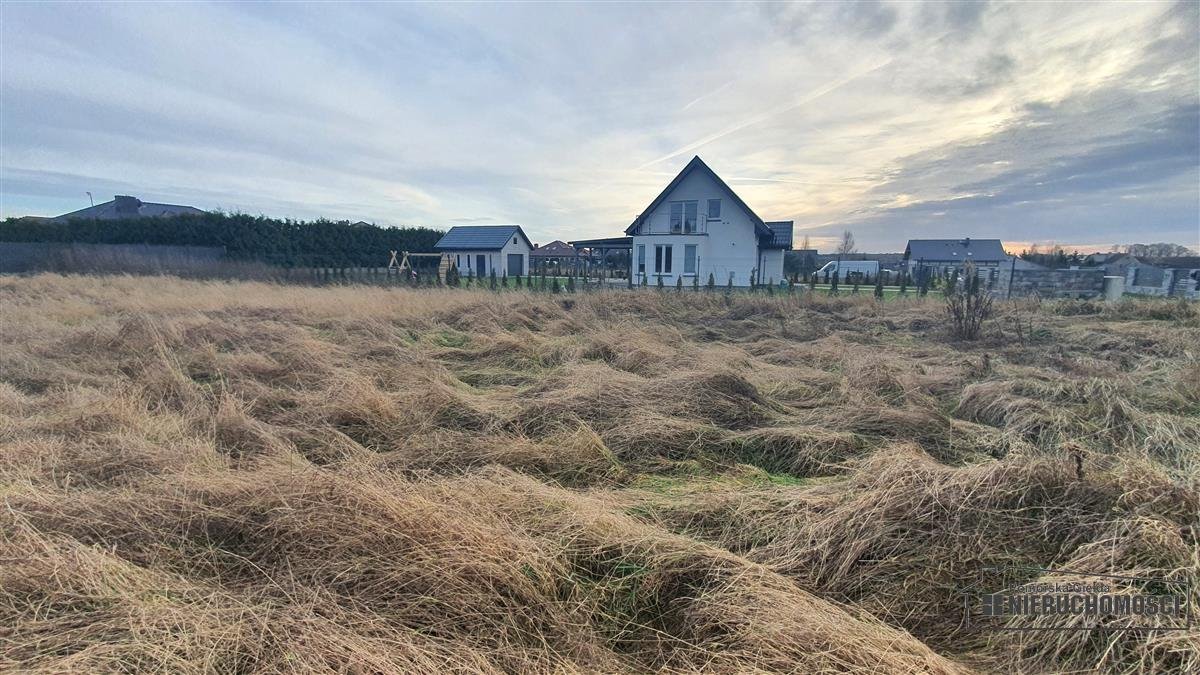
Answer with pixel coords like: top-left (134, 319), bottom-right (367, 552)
top-left (707, 199), bottom-right (721, 220)
top-left (637, 245), bottom-right (645, 274)
top-left (669, 201), bottom-right (698, 233)
top-left (513, 237), bottom-right (517, 244)
top-left (655, 244), bottom-right (672, 274)
top-left (684, 245), bottom-right (697, 274)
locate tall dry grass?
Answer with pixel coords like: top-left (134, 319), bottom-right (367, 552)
top-left (1, 274), bottom-right (1197, 673)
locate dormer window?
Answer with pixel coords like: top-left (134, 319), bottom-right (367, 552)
top-left (707, 199), bottom-right (721, 220)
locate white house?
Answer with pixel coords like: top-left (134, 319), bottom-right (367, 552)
top-left (624, 156), bottom-right (792, 286)
top-left (434, 225), bottom-right (534, 278)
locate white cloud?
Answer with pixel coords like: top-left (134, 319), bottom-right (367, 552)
top-left (1, 1), bottom-right (1195, 251)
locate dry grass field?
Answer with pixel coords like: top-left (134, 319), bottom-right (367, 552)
top-left (1, 274), bottom-right (1198, 673)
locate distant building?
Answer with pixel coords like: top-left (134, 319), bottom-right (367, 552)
top-left (434, 225), bottom-right (533, 278)
top-left (902, 238), bottom-right (1010, 283)
top-left (1101, 254), bottom-right (1200, 298)
top-left (54, 195), bottom-right (206, 221)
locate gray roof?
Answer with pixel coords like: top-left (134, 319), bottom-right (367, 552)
top-left (1010, 256), bottom-right (1045, 270)
top-left (903, 238), bottom-right (1007, 262)
top-left (764, 221), bottom-right (793, 249)
top-left (56, 195), bottom-right (205, 221)
top-left (434, 225), bottom-right (532, 251)
top-left (1138, 256), bottom-right (1200, 269)
top-left (530, 240), bottom-right (578, 258)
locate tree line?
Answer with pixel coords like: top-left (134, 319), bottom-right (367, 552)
top-left (0, 212), bottom-right (444, 268)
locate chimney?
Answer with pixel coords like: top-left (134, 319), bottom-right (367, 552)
top-left (113, 195), bottom-right (142, 216)
top-left (963, 237), bottom-right (971, 248)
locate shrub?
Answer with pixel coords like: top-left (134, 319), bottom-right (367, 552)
top-left (551, 278), bottom-right (561, 294)
top-left (675, 276), bottom-right (683, 293)
top-left (874, 274), bottom-right (884, 299)
top-left (944, 262), bottom-right (994, 340)
top-left (566, 276), bottom-right (576, 293)
top-left (706, 272), bottom-right (715, 291)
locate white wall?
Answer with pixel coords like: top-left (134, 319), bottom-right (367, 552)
top-left (631, 168), bottom-right (761, 286)
top-left (447, 235), bottom-right (532, 278)
top-left (760, 249), bottom-right (784, 284)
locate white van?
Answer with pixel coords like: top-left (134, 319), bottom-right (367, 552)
top-left (816, 260), bottom-right (879, 278)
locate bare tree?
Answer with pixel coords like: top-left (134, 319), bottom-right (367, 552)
top-left (799, 234), bottom-right (810, 251)
top-left (1122, 242), bottom-right (1196, 257)
top-left (838, 230), bottom-right (856, 256)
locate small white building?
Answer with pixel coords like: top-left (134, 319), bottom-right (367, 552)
top-left (434, 225), bottom-right (534, 278)
top-left (624, 156), bottom-right (792, 286)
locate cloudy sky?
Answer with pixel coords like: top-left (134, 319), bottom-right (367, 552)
top-left (2, 1), bottom-right (1197, 252)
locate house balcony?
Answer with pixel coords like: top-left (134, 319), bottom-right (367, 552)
top-left (635, 213), bottom-right (712, 235)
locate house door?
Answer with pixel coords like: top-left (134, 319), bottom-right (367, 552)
top-left (507, 253), bottom-right (524, 277)
top-left (475, 254), bottom-right (487, 277)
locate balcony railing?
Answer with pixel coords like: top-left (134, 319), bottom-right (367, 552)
top-left (636, 213), bottom-right (710, 235)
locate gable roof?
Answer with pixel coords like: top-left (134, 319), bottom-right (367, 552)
top-left (530, 240), bottom-right (578, 257)
top-left (55, 195), bottom-right (205, 221)
top-left (903, 238), bottom-right (1007, 262)
top-left (434, 225), bottom-right (532, 251)
top-left (625, 156), bottom-right (771, 237)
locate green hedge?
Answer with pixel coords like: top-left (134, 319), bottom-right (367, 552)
top-left (0, 212), bottom-right (443, 268)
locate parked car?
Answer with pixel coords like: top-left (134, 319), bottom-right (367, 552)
top-left (816, 260), bottom-right (879, 280)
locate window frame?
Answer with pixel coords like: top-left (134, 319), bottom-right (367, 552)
top-left (707, 199), bottom-right (721, 220)
top-left (683, 244), bottom-right (697, 275)
top-left (636, 244), bottom-right (646, 274)
top-left (655, 244), bottom-right (672, 274)
top-left (669, 200), bottom-right (698, 233)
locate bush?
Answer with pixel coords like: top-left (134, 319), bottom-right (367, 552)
top-left (707, 272), bottom-right (715, 291)
top-left (944, 262), bottom-right (994, 340)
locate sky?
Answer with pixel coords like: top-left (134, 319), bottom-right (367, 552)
top-left (1, 1), bottom-right (1197, 253)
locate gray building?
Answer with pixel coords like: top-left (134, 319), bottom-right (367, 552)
top-left (1101, 254), bottom-right (1200, 298)
top-left (54, 195), bottom-right (206, 221)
